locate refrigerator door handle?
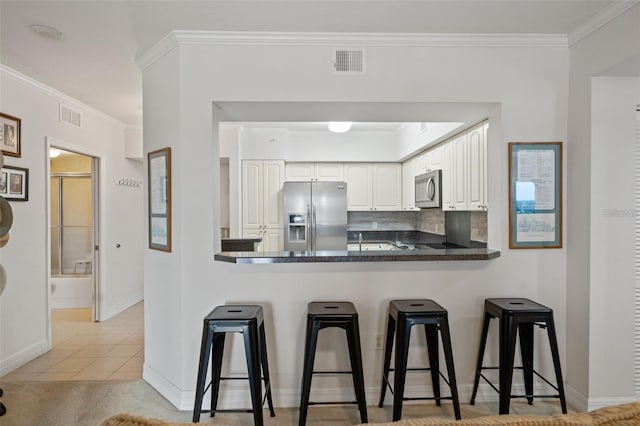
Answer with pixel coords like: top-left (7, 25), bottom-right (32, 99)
top-left (312, 203), bottom-right (317, 251)
top-left (306, 204), bottom-right (312, 252)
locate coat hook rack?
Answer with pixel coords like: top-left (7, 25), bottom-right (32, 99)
top-left (116, 178), bottom-right (142, 188)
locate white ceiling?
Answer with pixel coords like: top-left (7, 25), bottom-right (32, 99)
top-left (0, 1), bottom-right (628, 127)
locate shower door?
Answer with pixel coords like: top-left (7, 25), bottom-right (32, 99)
top-left (50, 175), bottom-right (93, 276)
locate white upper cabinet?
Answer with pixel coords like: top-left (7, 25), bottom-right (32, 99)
top-left (345, 163), bottom-right (401, 211)
top-left (285, 162), bottom-right (344, 181)
top-left (314, 163), bottom-right (344, 181)
top-left (402, 157), bottom-right (418, 210)
top-left (440, 123), bottom-right (488, 211)
top-left (451, 133), bottom-right (469, 210)
top-left (285, 162), bottom-right (314, 181)
top-left (373, 163), bottom-right (402, 211)
top-left (467, 124), bottom-right (488, 211)
top-left (345, 164), bottom-right (373, 210)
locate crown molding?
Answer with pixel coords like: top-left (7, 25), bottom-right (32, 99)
top-left (137, 31), bottom-right (568, 71)
top-left (568, 1), bottom-right (639, 46)
top-left (136, 32), bottom-right (180, 71)
top-left (0, 64), bottom-right (126, 128)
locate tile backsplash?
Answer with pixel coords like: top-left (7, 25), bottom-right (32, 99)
top-left (347, 211), bottom-right (418, 231)
top-left (470, 211), bottom-right (488, 242)
top-left (347, 209), bottom-right (486, 242)
top-left (417, 209), bottom-right (446, 235)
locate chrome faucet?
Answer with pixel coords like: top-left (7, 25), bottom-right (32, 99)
top-left (358, 232), bottom-right (363, 251)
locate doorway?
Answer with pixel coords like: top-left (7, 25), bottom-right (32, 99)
top-left (49, 147), bottom-right (100, 321)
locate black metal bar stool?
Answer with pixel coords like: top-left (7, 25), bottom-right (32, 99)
top-left (298, 301), bottom-right (368, 426)
top-left (193, 305), bottom-right (275, 425)
top-left (469, 298), bottom-right (567, 415)
top-left (378, 299), bottom-right (461, 421)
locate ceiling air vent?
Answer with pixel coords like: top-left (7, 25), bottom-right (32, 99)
top-left (332, 48), bottom-right (366, 75)
top-left (59, 104), bottom-right (81, 128)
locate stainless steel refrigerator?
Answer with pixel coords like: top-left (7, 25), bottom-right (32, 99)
top-left (283, 181), bottom-right (347, 251)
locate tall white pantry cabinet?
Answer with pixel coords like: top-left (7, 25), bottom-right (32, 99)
top-left (242, 160), bottom-right (285, 252)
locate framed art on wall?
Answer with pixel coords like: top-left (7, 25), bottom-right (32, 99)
top-left (508, 142), bottom-right (562, 249)
top-left (0, 113), bottom-right (21, 158)
top-left (148, 147), bottom-right (171, 252)
top-left (0, 165), bottom-right (28, 201)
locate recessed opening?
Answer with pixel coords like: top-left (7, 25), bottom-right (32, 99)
top-left (410, 303), bottom-right (424, 306)
top-left (509, 302), bottom-right (524, 305)
top-left (227, 309), bottom-right (242, 313)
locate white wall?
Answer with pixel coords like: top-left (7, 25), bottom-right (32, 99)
top-left (588, 77), bottom-right (639, 402)
top-left (396, 122), bottom-right (465, 160)
top-left (0, 65), bottom-right (144, 376)
top-left (240, 127), bottom-right (398, 161)
top-left (566, 4), bottom-right (640, 409)
top-left (142, 38), bottom-right (570, 410)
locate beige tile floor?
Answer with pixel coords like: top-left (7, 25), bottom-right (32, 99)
top-left (1, 302), bottom-right (143, 382)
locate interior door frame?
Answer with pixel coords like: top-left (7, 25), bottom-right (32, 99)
top-left (45, 137), bottom-right (102, 335)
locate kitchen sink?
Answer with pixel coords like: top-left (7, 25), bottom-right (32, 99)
top-left (347, 242), bottom-right (399, 251)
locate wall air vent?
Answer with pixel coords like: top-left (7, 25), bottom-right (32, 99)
top-left (59, 104), bottom-right (81, 128)
top-left (332, 48), bottom-right (366, 75)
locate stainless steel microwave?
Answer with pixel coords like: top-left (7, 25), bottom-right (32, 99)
top-left (415, 170), bottom-right (442, 208)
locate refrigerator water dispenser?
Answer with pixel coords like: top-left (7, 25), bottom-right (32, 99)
top-left (288, 214), bottom-right (306, 242)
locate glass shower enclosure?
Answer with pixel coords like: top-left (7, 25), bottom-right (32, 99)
top-left (50, 174), bottom-right (93, 276)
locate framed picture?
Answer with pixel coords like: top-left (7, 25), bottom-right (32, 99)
top-left (0, 113), bottom-right (21, 158)
top-left (508, 142), bottom-right (562, 249)
top-left (148, 147), bottom-right (171, 252)
top-left (0, 165), bottom-right (29, 201)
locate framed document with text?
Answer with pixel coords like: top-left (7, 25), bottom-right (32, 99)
top-left (148, 147), bottom-right (171, 252)
top-left (509, 142), bottom-right (562, 249)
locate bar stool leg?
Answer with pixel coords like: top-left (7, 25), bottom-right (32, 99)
top-left (259, 322), bottom-right (276, 417)
top-left (346, 317), bottom-right (368, 423)
top-left (498, 317), bottom-right (518, 415)
top-left (193, 325), bottom-right (214, 422)
top-left (299, 319), bottom-right (319, 426)
top-left (545, 318), bottom-right (567, 414)
top-left (243, 325), bottom-right (263, 426)
top-left (439, 316), bottom-right (461, 420)
top-left (378, 314), bottom-right (395, 407)
top-left (209, 333), bottom-right (226, 417)
top-left (424, 324), bottom-right (441, 406)
top-left (518, 323), bottom-right (534, 405)
top-left (470, 312), bottom-right (491, 405)
top-left (392, 320), bottom-right (411, 421)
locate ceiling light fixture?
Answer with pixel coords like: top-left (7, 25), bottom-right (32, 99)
top-left (328, 122), bottom-right (352, 133)
top-left (50, 148), bottom-right (61, 158)
top-left (28, 24), bottom-right (64, 41)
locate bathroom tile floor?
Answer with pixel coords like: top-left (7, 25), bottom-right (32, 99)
top-left (1, 302), bottom-right (143, 382)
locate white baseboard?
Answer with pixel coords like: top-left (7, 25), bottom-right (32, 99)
top-left (0, 338), bottom-right (50, 376)
top-left (587, 396), bottom-right (638, 411)
top-left (100, 290), bottom-right (143, 321)
top-left (565, 384), bottom-right (588, 412)
top-left (143, 363), bottom-right (185, 410)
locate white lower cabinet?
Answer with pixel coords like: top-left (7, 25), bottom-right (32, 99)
top-left (243, 228), bottom-right (283, 253)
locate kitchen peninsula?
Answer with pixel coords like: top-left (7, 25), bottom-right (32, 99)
top-left (215, 230), bottom-right (499, 263)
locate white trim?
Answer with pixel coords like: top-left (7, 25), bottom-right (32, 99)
top-left (587, 396), bottom-right (639, 411)
top-left (568, 1), bottom-right (639, 46)
top-left (0, 64), bottom-right (125, 128)
top-left (136, 32), bottom-right (180, 71)
top-left (565, 384), bottom-right (589, 412)
top-left (143, 363), bottom-right (185, 409)
top-left (0, 338), bottom-right (49, 376)
top-left (100, 290), bottom-right (144, 321)
top-left (137, 31), bottom-right (568, 71)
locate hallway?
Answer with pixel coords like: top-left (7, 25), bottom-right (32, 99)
top-left (1, 302), bottom-right (143, 382)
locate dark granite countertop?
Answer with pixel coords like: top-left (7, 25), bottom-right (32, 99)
top-left (214, 247), bottom-right (500, 264)
top-left (214, 230), bottom-right (498, 263)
